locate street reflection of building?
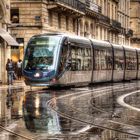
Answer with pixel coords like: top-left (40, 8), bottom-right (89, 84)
top-left (130, 0), bottom-right (140, 48)
top-left (0, 0), bottom-right (19, 83)
top-left (23, 91), bottom-right (61, 134)
top-left (10, 0), bottom-right (132, 60)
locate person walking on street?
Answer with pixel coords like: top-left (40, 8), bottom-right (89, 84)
top-left (17, 59), bottom-right (22, 80)
top-left (6, 59), bottom-right (14, 85)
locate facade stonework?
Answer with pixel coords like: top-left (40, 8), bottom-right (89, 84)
top-left (130, 0), bottom-right (140, 48)
top-left (10, 0), bottom-right (132, 60)
top-left (0, 0), bottom-right (11, 83)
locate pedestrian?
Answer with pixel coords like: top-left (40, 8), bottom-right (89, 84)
top-left (17, 59), bottom-right (22, 80)
top-left (6, 58), bottom-right (14, 85)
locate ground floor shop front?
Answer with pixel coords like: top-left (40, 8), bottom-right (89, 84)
top-left (0, 29), bottom-right (19, 84)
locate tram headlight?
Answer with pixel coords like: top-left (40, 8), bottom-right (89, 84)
top-left (34, 72), bottom-right (40, 78)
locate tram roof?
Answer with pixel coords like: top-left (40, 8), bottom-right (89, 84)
top-left (32, 32), bottom-right (89, 40)
top-left (91, 39), bottom-right (112, 48)
top-left (31, 33), bottom-right (138, 51)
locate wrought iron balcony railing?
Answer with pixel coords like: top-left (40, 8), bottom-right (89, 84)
top-left (112, 0), bottom-right (119, 3)
top-left (16, 0), bottom-right (86, 13)
top-left (48, 0), bottom-right (86, 13)
top-left (132, 34), bottom-right (140, 39)
top-left (111, 19), bottom-right (121, 28)
top-left (131, 34), bottom-right (140, 43)
top-left (109, 19), bottom-right (121, 33)
top-left (126, 29), bottom-right (133, 37)
top-left (98, 14), bottom-right (110, 25)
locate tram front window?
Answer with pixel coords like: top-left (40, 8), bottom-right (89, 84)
top-left (23, 36), bottom-right (61, 70)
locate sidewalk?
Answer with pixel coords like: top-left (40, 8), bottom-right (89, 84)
top-left (0, 79), bottom-right (44, 91)
top-left (0, 79), bottom-right (27, 90)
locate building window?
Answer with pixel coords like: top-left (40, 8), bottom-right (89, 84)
top-left (16, 38), bottom-right (24, 46)
top-left (100, 27), bottom-right (102, 40)
top-left (96, 25), bottom-right (98, 38)
top-left (66, 16), bottom-right (69, 31)
top-left (90, 23), bottom-right (94, 38)
top-left (11, 8), bottom-right (19, 23)
top-left (58, 13), bottom-right (61, 29)
top-left (73, 18), bottom-right (76, 32)
top-left (48, 11), bottom-right (53, 26)
top-left (108, 2), bottom-right (110, 17)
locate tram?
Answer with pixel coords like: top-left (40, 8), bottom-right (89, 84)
top-left (22, 33), bottom-right (140, 87)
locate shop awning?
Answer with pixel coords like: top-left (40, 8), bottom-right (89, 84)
top-left (0, 29), bottom-right (19, 46)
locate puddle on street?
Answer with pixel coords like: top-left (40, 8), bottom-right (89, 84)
top-left (0, 82), bottom-right (140, 139)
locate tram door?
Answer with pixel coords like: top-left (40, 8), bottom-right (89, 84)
top-left (57, 39), bottom-right (71, 85)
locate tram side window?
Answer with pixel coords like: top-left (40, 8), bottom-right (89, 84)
top-left (94, 49), bottom-right (106, 70)
top-left (126, 52), bottom-right (137, 70)
top-left (114, 50), bottom-right (124, 70)
top-left (71, 44), bottom-right (91, 71)
top-left (94, 48), bottom-right (112, 70)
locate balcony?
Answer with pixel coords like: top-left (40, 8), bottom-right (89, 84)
top-left (97, 14), bottom-right (110, 26)
top-left (131, 34), bottom-right (140, 43)
top-left (126, 29), bottom-right (133, 38)
top-left (86, 0), bottom-right (101, 13)
top-left (110, 19), bottom-right (121, 33)
top-left (112, 0), bottom-right (119, 3)
top-left (47, 0), bottom-right (85, 17)
top-left (85, 0), bottom-right (101, 18)
top-left (130, 0), bottom-right (140, 2)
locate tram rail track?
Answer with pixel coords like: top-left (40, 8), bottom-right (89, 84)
top-left (48, 82), bottom-right (140, 138)
top-left (0, 125), bottom-right (34, 140)
top-left (0, 82), bottom-right (140, 139)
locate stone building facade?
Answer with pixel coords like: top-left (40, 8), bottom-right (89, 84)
top-left (0, 0), bottom-right (19, 125)
top-left (0, 0), bottom-right (18, 83)
top-left (130, 0), bottom-right (140, 48)
top-left (10, 0), bottom-right (132, 60)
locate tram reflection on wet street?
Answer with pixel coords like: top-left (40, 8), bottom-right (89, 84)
top-left (1, 81), bottom-right (140, 140)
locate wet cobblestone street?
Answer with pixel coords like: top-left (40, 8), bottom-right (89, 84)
top-left (1, 81), bottom-right (140, 140)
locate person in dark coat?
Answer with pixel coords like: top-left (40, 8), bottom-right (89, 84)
top-left (6, 59), bottom-right (14, 85)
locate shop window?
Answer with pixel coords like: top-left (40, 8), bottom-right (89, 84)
top-left (11, 46), bottom-right (19, 49)
top-left (11, 38), bottom-right (24, 61)
top-left (11, 8), bottom-right (19, 23)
